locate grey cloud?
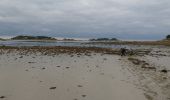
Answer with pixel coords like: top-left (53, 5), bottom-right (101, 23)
top-left (0, 0), bottom-right (170, 39)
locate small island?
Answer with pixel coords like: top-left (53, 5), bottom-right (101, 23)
top-left (0, 38), bottom-right (6, 41)
top-left (62, 38), bottom-right (76, 41)
top-left (11, 35), bottom-right (57, 40)
top-left (89, 38), bottom-right (118, 41)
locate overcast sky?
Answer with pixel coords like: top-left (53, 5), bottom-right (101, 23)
top-left (0, 0), bottom-right (170, 39)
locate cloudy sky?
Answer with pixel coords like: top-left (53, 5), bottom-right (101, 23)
top-left (0, 0), bottom-right (170, 39)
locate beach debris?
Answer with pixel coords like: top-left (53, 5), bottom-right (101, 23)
top-left (141, 66), bottom-right (156, 70)
top-left (128, 57), bottom-right (157, 71)
top-left (49, 87), bottom-right (56, 90)
top-left (144, 93), bottom-right (153, 100)
top-left (141, 63), bottom-right (156, 70)
top-left (56, 66), bottom-right (61, 67)
top-left (128, 58), bottom-right (141, 65)
top-left (120, 48), bottom-right (127, 56)
top-left (66, 67), bottom-right (70, 69)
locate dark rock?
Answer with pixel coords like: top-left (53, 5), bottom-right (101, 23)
top-left (161, 69), bottom-right (168, 73)
top-left (19, 56), bottom-right (23, 58)
top-left (0, 96), bottom-right (5, 99)
top-left (50, 87), bottom-right (56, 89)
top-left (56, 66), bottom-right (61, 67)
top-left (42, 67), bottom-right (46, 70)
top-left (82, 95), bottom-right (86, 97)
top-left (28, 62), bottom-right (36, 63)
top-left (77, 85), bottom-right (83, 87)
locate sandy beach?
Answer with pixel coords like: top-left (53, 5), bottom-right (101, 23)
top-left (0, 46), bottom-right (170, 100)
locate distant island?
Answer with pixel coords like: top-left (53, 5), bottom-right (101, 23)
top-left (62, 38), bottom-right (76, 41)
top-left (166, 35), bottom-right (170, 40)
top-left (0, 38), bottom-right (6, 41)
top-left (11, 35), bottom-right (57, 40)
top-left (89, 38), bottom-right (118, 41)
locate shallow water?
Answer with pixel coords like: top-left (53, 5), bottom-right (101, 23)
top-left (0, 40), bottom-right (168, 49)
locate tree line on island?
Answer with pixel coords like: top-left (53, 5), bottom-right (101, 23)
top-left (0, 35), bottom-right (170, 41)
top-left (11, 35), bottom-right (56, 40)
top-left (89, 38), bottom-right (118, 41)
top-left (10, 35), bottom-right (119, 41)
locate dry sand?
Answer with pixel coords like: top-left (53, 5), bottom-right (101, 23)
top-left (0, 46), bottom-right (169, 100)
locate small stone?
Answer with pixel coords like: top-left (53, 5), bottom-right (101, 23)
top-left (66, 67), bottom-right (70, 69)
top-left (0, 96), bottom-right (5, 99)
top-left (50, 87), bottom-right (56, 89)
top-left (77, 85), bottom-right (83, 87)
top-left (19, 56), bottom-right (23, 58)
top-left (82, 95), bottom-right (86, 97)
top-left (161, 69), bottom-right (168, 73)
top-left (42, 67), bottom-right (46, 70)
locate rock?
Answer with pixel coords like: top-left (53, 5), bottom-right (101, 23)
top-left (28, 62), bottom-right (36, 63)
top-left (19, 56), bottom-right (23, 58)
top-left (82, 95), bottom-right (86, 97)
top-left (77, 85), bottom-right (83, 87)
top-left (0, 96), bottom-right (5, 99)
top-left (50, 87), bottom-right (56, 89)
top-left (103, 58), bottom-right (107, 60)
top-left (42, 67), bottom-right (46, 70)
top-left (161, 69), bottom-right (168, 73)
top-left (56, 66), bottom-right (61, 67)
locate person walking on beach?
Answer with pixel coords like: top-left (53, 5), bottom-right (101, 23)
top-left (120, 48), bottom-right (126, 56)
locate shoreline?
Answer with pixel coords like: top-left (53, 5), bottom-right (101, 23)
top-left (0, 45), bottom-right (170, 100)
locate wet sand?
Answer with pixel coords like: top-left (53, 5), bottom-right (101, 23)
top-left (0, 46), bottom-right (169, 100)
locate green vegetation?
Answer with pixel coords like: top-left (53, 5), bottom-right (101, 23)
top-left (166, 35), bottom-right (170, 39)
top-left (0, 38), bottom-right (6, 41)
top-left (89, 38), bottom-right (118, 41)
top-left (11, 35), bottom-right (56, 40)
top-left (62, 38), bottom-right (76, 41)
